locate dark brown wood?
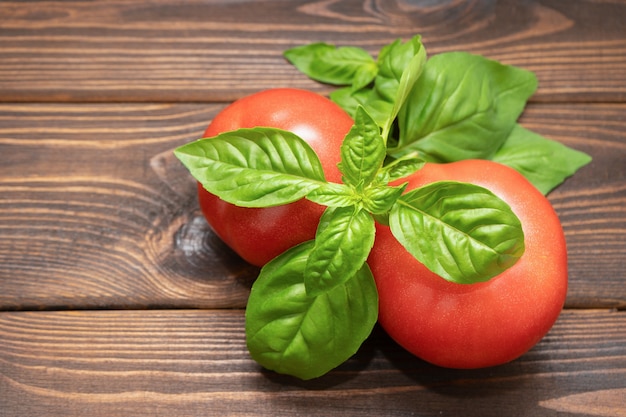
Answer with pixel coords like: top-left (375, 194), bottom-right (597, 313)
top-left (1, 102), bottom-right (624, 310)
top-left (0, 103), bottom-right (258, 310)
top-left (1, 0), bottom-right (625, 415)
top-left (519, 104), bottom-right (626, 309)
top-left (1, 309), bottom-right (624, 417)
top-left (0, 0), bottom-right (625, 103)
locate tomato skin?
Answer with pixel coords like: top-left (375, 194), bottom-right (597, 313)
top-left (197, 88), bottom-right (354, 266)
top-left (368, 160), bottom-right (568, 369)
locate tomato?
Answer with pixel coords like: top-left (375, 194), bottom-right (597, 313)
top-left (197, 88), bottom-right (354, 266)
top-left (368, 160), bottom-right (568, 369)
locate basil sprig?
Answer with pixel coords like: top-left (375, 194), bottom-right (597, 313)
top-left (175, 109), bottom-right (525, 379)
top-left (285, 35), bottom-right (592, 195)
top-left (174, 34), bottom-right (591, 380)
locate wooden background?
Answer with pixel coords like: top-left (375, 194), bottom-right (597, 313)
top-left (1, 0), bottom-right (625, 416)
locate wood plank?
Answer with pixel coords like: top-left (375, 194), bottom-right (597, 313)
top-left (0, 103), bottom-right (259, 310)
top-left (1, 309), bottom-right (625, 416)
top-left (519, 104), bottom-right (626, 309)
top-left (1, 102), bottom-right (624, 310)
top-left (0, 0), bottom-right (624, 103)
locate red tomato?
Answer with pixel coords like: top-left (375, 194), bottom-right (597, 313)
top-left (368, 160), bottom-right (568, 369)
top-left (198, 88), bottom-right (354, 266)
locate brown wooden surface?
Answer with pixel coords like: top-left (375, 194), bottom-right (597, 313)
top-left (1, 309), bottom-right (625, 417)
top-left (0, 0), bottom-right (625, 103)
top-left (1, 1), bottom-right (625, 416)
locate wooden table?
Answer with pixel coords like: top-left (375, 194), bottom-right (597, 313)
top-left (1, 1), bottom-right (625, 416)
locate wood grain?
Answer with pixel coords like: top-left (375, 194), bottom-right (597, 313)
top-left (0, 103), bottom-right (259, 310)
top-left (1, 309), bottom-right (624, 416)
top-left (519, 104), bottom-right (626, 309)
top-left (0, 0), bottom-right (625, 102)
top-left (1, 102), bottom-right (624, 310)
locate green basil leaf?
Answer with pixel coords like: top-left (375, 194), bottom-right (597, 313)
top-left (329, 86), bottom-right (368, 120)
top-left (329, 35), bottom-right (426, 135)
top-left (362, 183), bottom-right (407, 214)
top-left (306, 182), bottom-right (356, 207)
top-left (377, 35), bottom-right (426, 140)
top-left (375, 35), bottom-right (425, 103)
top-left (352, 64), bottom-right (379, 92)
top-left (355, 96), bottom-right (393, 129)
top-left (330, 86), bottom-right (393, 129)
top-left (377, 153), bottom-right (425, 183)
top-left (246, 241), bottom-right (378, 380)
top-left (174, 127), bottom-right (327, 207)
top-left (390, 181), bottom-right (525, 284)
top-left (305, 207), bottom-right (375, 296)
top-left (338, 107), bottom-right (386, 188)
top-left (284, 42), bottom-right (377, 90)
top-left (392, 52), bottom-right (538, 161)
top-left (493, 124), bottom-right (592, 195)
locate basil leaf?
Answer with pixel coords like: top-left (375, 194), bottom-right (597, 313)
top-left (362, 183), bottom-right (407, 214)
top-left (306, 182), bottom-right (357, 207)
top-left (284, 42), bottom-right (377, 91)
top-left (376, 35), bottom-right (426, 139)
top-left (174, 127), bottom-right (327, 207)
top-left (246, 241), bottom-right (378, 380)
top-left (305, 207), bottom-right (375, 296)
top-left (377, 153), bottom-right (425, 183)
top-left (328, 35), bottom-right (426, 135)
top-left (392, 52), bottom-right (538, 161)
top-left (493, 124), bottom-right (592, 195)
top-left (329, 86), bottom-right (366, 121)
top-left (339, 107), bottom-right (386, 188)
top-left (375, 35), bottom-right (425, 102)
top-left (390, 181), bottom-right (525, 284)
top-left (330, 87), bottom-right (392, 128)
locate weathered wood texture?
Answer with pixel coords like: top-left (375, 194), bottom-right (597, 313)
top-left (1, 0), bottom-right (625, 416)
top-left (0, 0), bottom-right (625, 102)
top-left (1, 102), bottom-right (624, 310)
top-left (1, 309), bottom-right (625, 417)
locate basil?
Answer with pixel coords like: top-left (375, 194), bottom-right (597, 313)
top-left (284, 43), bottom-right (378, 91)
top-left (328, 35), bottom-right (426, 140)
top-left (393, 52), bottom-right (537, 161)
top-left (245, 241), bottom-right (378, 380)
top-left (338, 107), bottom-right (387, 188)
top-left (285, 38), bottom-right (591, 196)
top-left (304, 206), bottom-right (375, 296)
top-left (175, 105), bottom-right (526, 379)
top-left (173, 34), bottom-right (592, 380)
top-left (492, 124), bottom-right (592, 194)
top-left (390, 181), bottom-right (525, 284)
top-left (174, 127), bottom-right (327, 207)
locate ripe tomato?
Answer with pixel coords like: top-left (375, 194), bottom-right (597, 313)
top-left (197, 88), bottom-right (354, 266)
top-left (368, 160), bottom-right (568, 369)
